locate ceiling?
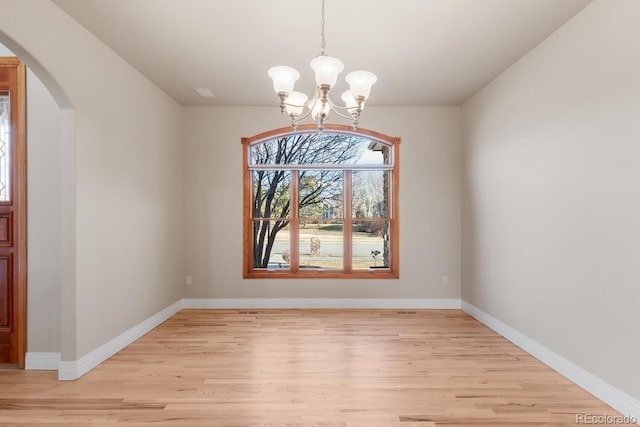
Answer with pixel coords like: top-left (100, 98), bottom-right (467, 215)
top-left (51, 0), bottom-right (592, 107)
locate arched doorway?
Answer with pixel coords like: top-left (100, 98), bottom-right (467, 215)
top-left (0, 35), bottom-right (74, 370)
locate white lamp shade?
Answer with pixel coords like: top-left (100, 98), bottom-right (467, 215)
top-left (268, 66), bottom-right (300, 94)
top-left (312, 100), bottom-right (330, 120)
top-left (345, 71), bottom-right (377, 99)
top-left (341, 90), bottom-right (364, 112)
top-left (310, 55), bottom-right (344, 87)
top-left (285, 91), bottom-right (308, 116)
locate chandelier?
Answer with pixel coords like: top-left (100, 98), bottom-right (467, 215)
top-left (268, 0), bottom-right (377, 131)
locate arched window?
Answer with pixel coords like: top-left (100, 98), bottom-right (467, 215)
top-left (242, 124), bottom-right (400, 278)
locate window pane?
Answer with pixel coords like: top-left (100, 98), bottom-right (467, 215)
top-left (353, 220), bottom-right (390, 270)
top-left (352, 170), bottom-right (389, 218)
top-left (250, 133), bottom-right (389, 166)
top-left (299, 220), bottom-right (343, 270)
top-left (0, 95), bottom-right (10, 202)
top-left (252, 220), bottom-right (290, 269)
top-left (299, 170), bottom-right (343, 219)
top-left (352, 140), bottom-right (391, 166)
top-left (250, 137), bottom-right (281, 165)
top-left (252, 170), bottom-right (290, 218)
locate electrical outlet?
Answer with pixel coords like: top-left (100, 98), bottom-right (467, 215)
top-left (185, 275), bottom-right (192, 286)
top-left (441, 275), bottom-right (448, 286)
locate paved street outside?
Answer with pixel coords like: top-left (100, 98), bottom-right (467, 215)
top-left (267, 226), bottom-right (387, 270)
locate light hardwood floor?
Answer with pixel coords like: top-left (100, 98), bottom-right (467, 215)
top-left (0, 309), bottom-right (624, 426)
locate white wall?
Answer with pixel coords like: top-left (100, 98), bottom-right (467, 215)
top-left (0, 0), bottom-right (184, 360)
top-left (462, 0), bottom-right (640, 400)
top-left (183, 106), bottom-right (461, 300)
top-left (26, 68), bottom-right (64, 353)
top-left (0, 42), bottom-right (63, 353)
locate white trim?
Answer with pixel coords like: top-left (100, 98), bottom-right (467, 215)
top-left (461, 301), bottom-right (640, 424)
top-left (58, 299), bottom-right (183, 381)
top-left (25, 352), bottom-right (61, 370)
top-left (182, 298), bottom-right (461, 310)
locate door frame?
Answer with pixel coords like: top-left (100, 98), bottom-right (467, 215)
top-left (0, 57), bottom-right (27, 367)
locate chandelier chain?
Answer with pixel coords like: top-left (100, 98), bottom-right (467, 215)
top-left (320, 0), bottom-right (326, 55)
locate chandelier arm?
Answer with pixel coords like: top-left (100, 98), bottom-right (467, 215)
top-left (280, 100), bottom-right (315, 109)
top-left (289, 101), bottom-right (316, 125)
top-left (282, 90), bottom-right (320, 115)
top-left (326, 102), bottom-right (355, 112)
top-left (294, 106), bottom-right (314, 122)
top-left (301, 86), bottom-right (321, 109)
top-left (326, 98), bottom-right (356, 120)
top-left (278, 86), bottom-right (320, 109)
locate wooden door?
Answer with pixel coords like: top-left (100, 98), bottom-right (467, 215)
top-left (0, 58), bottom-right (27, 367)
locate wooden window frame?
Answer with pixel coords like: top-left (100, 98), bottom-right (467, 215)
top-left (242, 124), bottom-right (400, 279)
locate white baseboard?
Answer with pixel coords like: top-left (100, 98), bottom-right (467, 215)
top-left (58, 299), bottom-right (183, 381)
top-left (182, 298), bottom-right (461, 309)
top-left (461, 300), bottom-right (640, 424)
top-left (25, 352), bottom-right (61, 370)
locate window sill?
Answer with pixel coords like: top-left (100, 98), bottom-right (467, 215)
top-left (243, 269), bottom-right (399, 279)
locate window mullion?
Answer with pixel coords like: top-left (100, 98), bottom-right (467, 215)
top-left (290, 169), bottom-right (299, 273)
top-left (344, 170), bottom-right (352, 273)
